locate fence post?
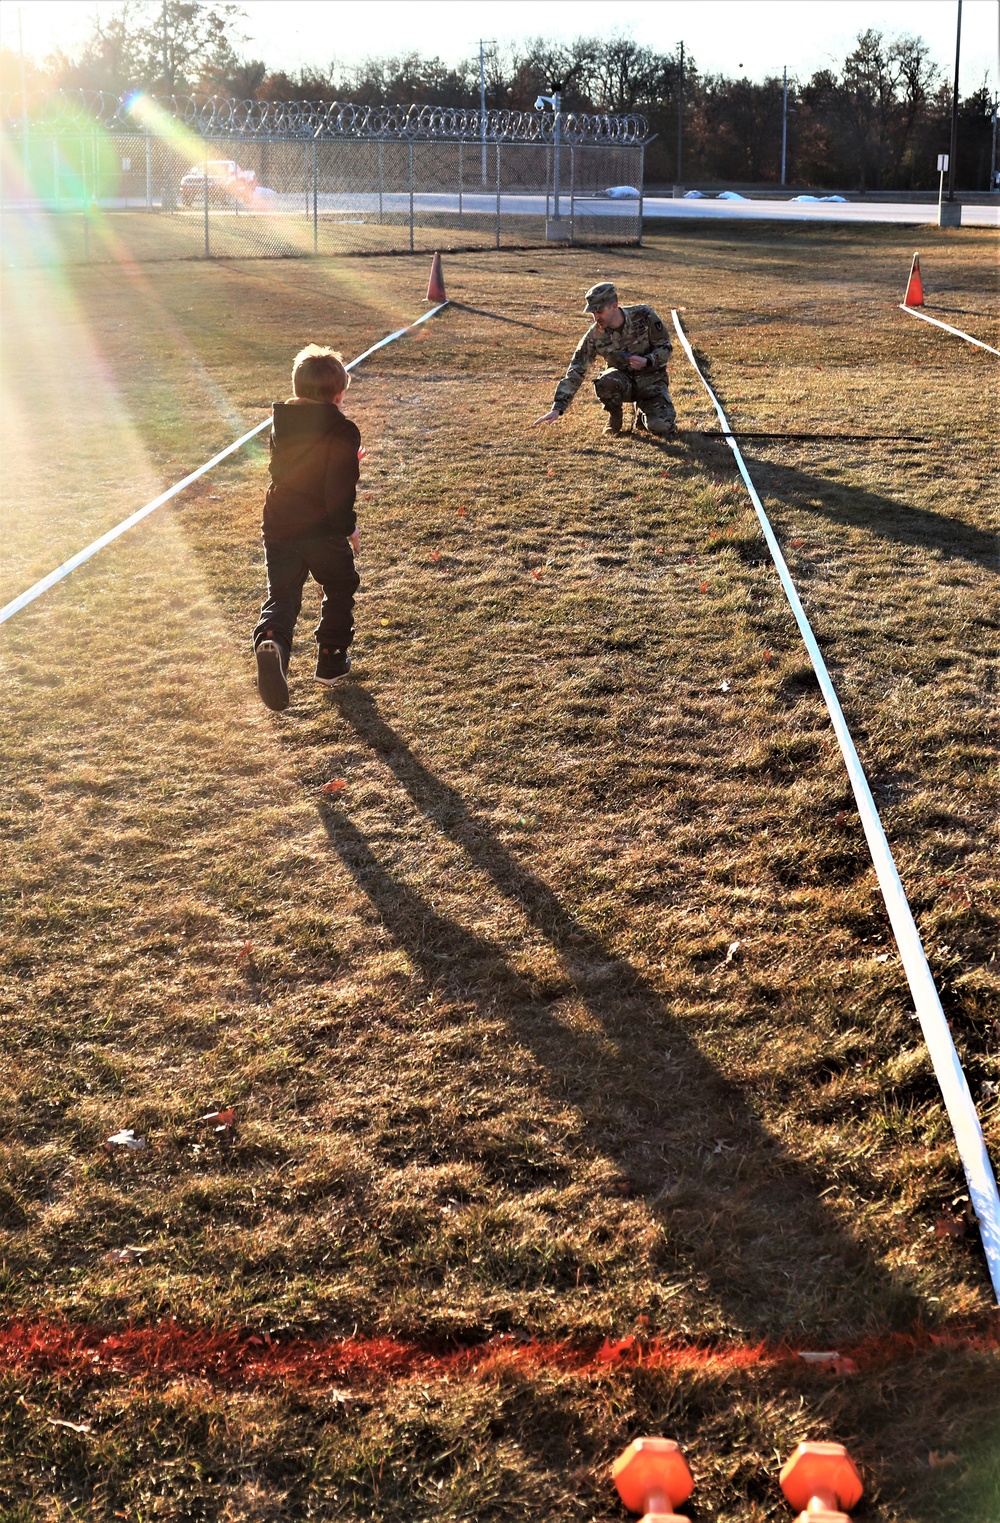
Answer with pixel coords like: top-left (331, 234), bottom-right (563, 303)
top-left (52, 139), bottom-right (59, 203)
top-left (458, 139), bottom-right (463, 227)
top-left (408, 139), bottom-right (414, 251)
top-left (546, 143), bottom-right (551, 220)
top-left (637, 144), bottom-right (645, 247)
top-left (145, 128), bottom-right (152, 210)
top-left (569, 146), bottom-right (575, 243)
top-left (378, 139), bottom-right (383, 224)
top-left (204, 159), bottom-right (210, 256)
top-left (83, 208), bottom-right (89, 262)
top-left (495, 141), bottom-right (501, 248)
top-left (313, 137), bottom-right (318, 252)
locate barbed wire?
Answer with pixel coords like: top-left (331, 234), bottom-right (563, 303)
top-left (1, 90), bottom-right (649, 143)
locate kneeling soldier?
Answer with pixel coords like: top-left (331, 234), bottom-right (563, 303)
top-left (535, 282), bottom-right (677, 437)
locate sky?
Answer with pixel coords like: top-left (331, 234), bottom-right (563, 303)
top-left (3, 0), bottom-right (999, 94)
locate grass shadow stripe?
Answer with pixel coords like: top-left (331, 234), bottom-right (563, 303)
top-left (310, 688), bottom-right (929, 1340)
top-left (672, 307), bottom-right (1000, 1303)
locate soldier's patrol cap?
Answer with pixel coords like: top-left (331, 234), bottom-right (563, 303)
top-left (584, 282), bottom-right (618, 312)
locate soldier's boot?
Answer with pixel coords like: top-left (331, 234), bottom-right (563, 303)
top-left (634, 409), bottom-right (648, 432)
top-left (603, 402), bottom-right (623, 435)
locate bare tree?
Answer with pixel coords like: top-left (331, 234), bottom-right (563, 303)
top-left (581, 34), bottom-right (673, 114)
top-left (47, 1), bottom-right (145, 95)
top-left (839, 29), bottom-right (937, 189)
top-left (694, 73), bottom-right (785, 180)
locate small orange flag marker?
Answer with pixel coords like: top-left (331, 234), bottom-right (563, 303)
top-left (903, 251), bottom-right (924, 307)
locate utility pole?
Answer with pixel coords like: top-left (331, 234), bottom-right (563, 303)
top-left (676, 41), bottom-right (684, 183)
top-left (947, 0), bottom-right (962, 201)
top-left (17, 6), bottom-right (28, 142)
top-left (479, 40), bottom-right (495, 187)
top-left (781, 66), bottom-right (788, 185)
top-left (552, 87), bottom-right (562, 219)
top-left (537, 85), bottom-right (568, 239)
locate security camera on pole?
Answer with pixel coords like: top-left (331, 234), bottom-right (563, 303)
top-left (536, 86), bottom-right (569, 241)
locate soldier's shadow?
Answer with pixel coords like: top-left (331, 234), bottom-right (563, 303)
top-left (690, 440), bottom-right (998, 571)
top-left (316, 684), bottom-right (934, 1341)
top-left (673, 343), bottom-right (996, 570)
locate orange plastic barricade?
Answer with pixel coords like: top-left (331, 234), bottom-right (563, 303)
top-left (779, 1441), bottom-right (863, 1521)
top-left (612, 1437), bottom-right (694, 1521)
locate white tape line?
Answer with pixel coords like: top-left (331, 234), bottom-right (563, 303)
top-left (0, 303), bottom-right (450, 627)
top-left (899, 304), bottom-right (1000, 356)
top-left (347, 301), bottom-right (447, 367)
top-left (0, 423), bottom-right (271, 625)
top-left (672, 309), bottom-right (1000, 1303)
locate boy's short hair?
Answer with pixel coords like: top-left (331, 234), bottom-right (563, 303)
top-left (291, 344), bottom-right (349, 402)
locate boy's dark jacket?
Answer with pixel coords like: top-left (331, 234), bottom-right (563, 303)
top-left (262, 399), bottom-right (361, 543)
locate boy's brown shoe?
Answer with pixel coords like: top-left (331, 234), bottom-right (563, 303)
top-left (255, 637), bottom-right (289, 711)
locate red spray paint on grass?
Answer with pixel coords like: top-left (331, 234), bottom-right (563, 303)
top-left (1, 1320), bottom-right (996, 1392)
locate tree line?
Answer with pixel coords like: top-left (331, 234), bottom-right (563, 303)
top-left (3, 1), bottom-right (996, 191)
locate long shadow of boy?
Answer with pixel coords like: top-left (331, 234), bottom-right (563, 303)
top-left (316, 685), bottom-right (933, 1343)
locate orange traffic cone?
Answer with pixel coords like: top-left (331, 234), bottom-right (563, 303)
top-left (426, 251), bottom-right (446, 303)
top-left (902, 252), bottom-right (924, 307)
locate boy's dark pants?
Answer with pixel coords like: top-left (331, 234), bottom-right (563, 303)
top-left (252, 531), bottom-right (359, 657)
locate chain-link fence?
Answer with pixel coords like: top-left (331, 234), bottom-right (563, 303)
top-left (1, 128), bottom-right (645, 267)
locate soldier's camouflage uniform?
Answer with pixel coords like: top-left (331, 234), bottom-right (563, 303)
top-left (552, 303), bottom-right (676, 435)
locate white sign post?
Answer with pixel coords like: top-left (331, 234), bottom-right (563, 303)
top-left (937, 153), bottom-right (949, 221)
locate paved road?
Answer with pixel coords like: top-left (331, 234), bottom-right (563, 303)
top-left (641, 196), bottom-right (999, 227)
top-left (30, 190), bottom-right (1000, 228)
top-left (264, 189), bottom-right (1000, 227)
top-left (305, 190), bottom-right (999, 226)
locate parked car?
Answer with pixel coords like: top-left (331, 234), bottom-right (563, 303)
top-left (180, 160), bottom-right (257, 207)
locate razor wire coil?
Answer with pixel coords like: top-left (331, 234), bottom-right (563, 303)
top-left (2, 90), bottom-right (649, 143)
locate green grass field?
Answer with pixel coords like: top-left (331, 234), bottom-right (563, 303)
top-left (1, 222), bottom-right (998, 1521)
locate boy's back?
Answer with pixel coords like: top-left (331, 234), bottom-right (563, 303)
top-left (252, 345), bottom-right (363, 712)
top-left (263, 398), bottom-right (361, 543)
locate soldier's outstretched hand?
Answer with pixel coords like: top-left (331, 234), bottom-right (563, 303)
top-left (534, 408), bottom-right (562, 425)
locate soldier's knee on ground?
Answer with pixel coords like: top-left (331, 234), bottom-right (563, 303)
top-left (641, 393), bottom-right (677, 435)
top-left (594, 371), bottom-right (629, 406)
top-left (644, 415), bottom-right (678, 438)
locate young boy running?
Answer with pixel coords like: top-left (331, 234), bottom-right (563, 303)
top-left (253, 345), bottom-right (362, 712)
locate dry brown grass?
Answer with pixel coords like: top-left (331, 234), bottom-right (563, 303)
top-left (1, 223), bottom-right (998, 1520)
